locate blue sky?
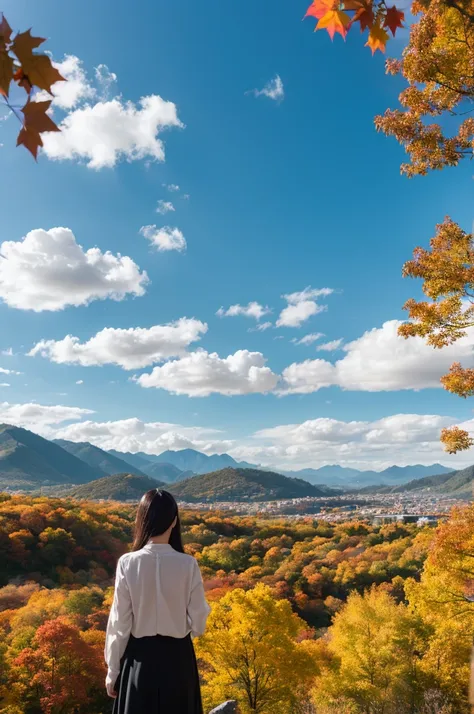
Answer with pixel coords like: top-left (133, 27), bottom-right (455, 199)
top-left (0, 0), bottom-right (473, 470)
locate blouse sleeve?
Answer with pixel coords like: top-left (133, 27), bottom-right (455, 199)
top-left (187, 559), bottom-right (211, 638)
top-left (104, 556), bottom-right (133, 687)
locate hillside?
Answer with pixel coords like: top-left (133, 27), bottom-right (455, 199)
top-left (168, 467), bottom-right (331, 502)
top-left (394, 464), bottom-right (474, 497)
top-left (153, 448), bottom-right (255, 474)
top-left (68, 473), bottom-right (166, 501)
top-left (54, 439), bottom-right (148, 478)
top-left (0, 424), bottom-right (103, 487)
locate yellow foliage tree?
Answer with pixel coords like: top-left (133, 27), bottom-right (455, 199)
top-left (313, 587), bottom-right (428, 714)
top-left (195, 583), bottom-right (318, 713)
top-left (404, 504), bottom-right (474, 711)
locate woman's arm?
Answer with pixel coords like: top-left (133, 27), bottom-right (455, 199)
top-left (187, 559), bottom-right (211, 637)
top-left (104, 556), bottom-right (133, 688)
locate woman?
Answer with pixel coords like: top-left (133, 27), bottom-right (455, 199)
top-left (105, 488), bottom-right (211, 713)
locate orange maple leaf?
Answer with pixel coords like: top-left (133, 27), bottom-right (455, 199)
top-left (12, 29), bottom-right (64, 94)
top-left (317, 9), bottom-right (351, 39)
top-left (384, 6), bottom-right (405, 36)
top-left (365, 23), bottom-right (389, 53)
top-left (17, 99), bottom-right (60, 160)
top-left (305, 0), bottom-right (337, 20)
top-left (0, 49), bottom-right (13, 96)
top-left (0, 14), bottom-right (12, 47)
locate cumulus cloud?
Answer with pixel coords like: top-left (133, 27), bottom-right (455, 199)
top-left (37, 55), bottom-right (95, 109)
top-left (29, 318), bottom-right (208, 369)
top-left (228, 413), bottom-right (470, 471)
top-left (0, 402), bottom-right (94, 434)
top-left (250, 75), bottom-right (285, 102)
top-left (140, 225), bottom-right (187, 252)
top-left (136, 349), bottom-right (278, 396)
top-left (281, 320), bottom-right (474, 394)
top-left (42, 95), bottom-right (183, 169)
top-left (317, 339), bottom-right (343, 352)
top-left (0, 227), bottom-right (148, 312)
top-left (292, 333), bottom-right (324, 346)
top-left (217, 302), bottom-right (271, 321)
top-left (53, 417), bottom-right (232, 455)
top-left (156, 200), bottom-right (175, 215)
top-left (277, 287), bottom-right (333, 328)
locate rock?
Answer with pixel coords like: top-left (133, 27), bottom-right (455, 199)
top-left (209, 702), bottom-right (238, 714)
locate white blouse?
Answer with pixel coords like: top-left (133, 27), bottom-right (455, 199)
top-left (104, 543), bottom-right (211, 686)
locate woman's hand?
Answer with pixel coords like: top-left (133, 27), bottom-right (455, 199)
top-left (106, 681), bottom-right (118, 698)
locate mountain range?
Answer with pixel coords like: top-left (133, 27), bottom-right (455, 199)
top-left (0, 423), bottom-right (469, 498)
top-left (68, 468), bottom-right (334, 503)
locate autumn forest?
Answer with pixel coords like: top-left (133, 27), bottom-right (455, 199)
top-left (0, 493), bottom-right (472, 714)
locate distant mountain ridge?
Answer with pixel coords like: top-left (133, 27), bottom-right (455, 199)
top-left (0, 425), bottom-right (103, 487)
top-left (69, 473), bottom-right (166, 501)
top-left (367, 464), bottom-right (474, 497)
top-left (168, 467), bottom-right (334, 502)
top-left (0, 423), bottom-right (463, 495)
top-left (281, 463), bottom-right (453, 487)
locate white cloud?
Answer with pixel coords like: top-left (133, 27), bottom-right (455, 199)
top-left (277, 287), bottom-right (334, 328)
top-left (250, 75), bottom-right (285, 102)
top-left (140, 225), bottom-right (187, 252)
top-left (0, 367), bottom-right (21, 375)
top-left (94, 64), bottom-right (117, 99)
top-left (228, 413), bottom-right (470, 471)
top-left (156, 200), bottom-right (175, 215)
top-left (136, 349), bottom-right (278, 397)
top-left (281, 320), bottom-right (474, 394)
top-left (0, 383), bottom-right (10, 387)
top-left (53, 417), bottom-right (231, 455)
top-left (76, 380), bottom-right (84, 385)
top-left (42, 95), bottom-right (183, 169)
top-left (292, 333), bottom-right (324, 346)
top-left (249, 321), bottom-right (273, 333)
top-left (29, 318), bottom-right (208, 370)
top-left (1, 348), bottom-right (13, 356)
top-left (37, 55), bottom-right (95, 110)
top-left (0, 402), bottom-right (94, 433)
top-left (217, 302), bottom-right (271, 321)
top-left (0, 227), bottom-right (148, 312)
top-left (317, 339), bottom-right (343, 352)
top-left (163, 183), bottom-right (180, 192)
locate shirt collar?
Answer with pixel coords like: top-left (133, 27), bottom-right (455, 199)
top-left (143, 542), bottom-right (173, 550)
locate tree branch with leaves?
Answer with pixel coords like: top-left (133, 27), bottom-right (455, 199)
top-left (0, 13), bottom-right (65, 159)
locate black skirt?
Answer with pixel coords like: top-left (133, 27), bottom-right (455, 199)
top-left (112, 634), bottom-right (203, 714)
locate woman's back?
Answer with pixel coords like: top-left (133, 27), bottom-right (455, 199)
top-left (115, 543), bottom-right (209, 639)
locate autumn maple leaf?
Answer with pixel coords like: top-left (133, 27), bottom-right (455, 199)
top-left (384, 6), bottom-right (405, 36)
top-left (317, 9), bottom-right (351, 39)
top-left (0, 14), bottom-right (12, 46)
top-left (345, 0), bottom-right (375, 32)
top-left (365, 23), bottom-right (389, 53)
top-left (12, 30), bottom-right (64, 94)
top-left (305, 0), bottom-right (337, 20)
top-left (17, 99), bottom-right (60, 159)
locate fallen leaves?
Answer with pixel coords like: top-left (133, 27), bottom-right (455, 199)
top-left (0, 14), bottom-right (65, 159)
top-left (305, 0), bottom-right (404, 49)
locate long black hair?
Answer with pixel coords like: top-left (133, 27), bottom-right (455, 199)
top-left (132, 489), bottom-right (184, 553)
